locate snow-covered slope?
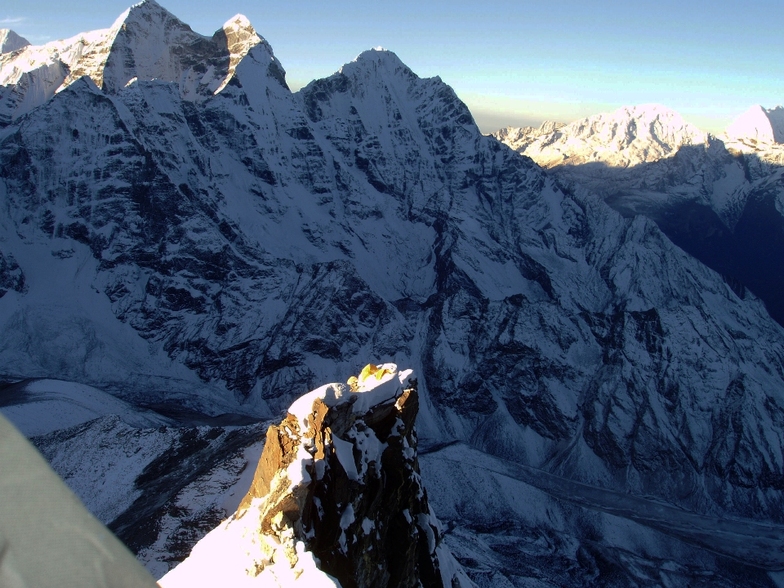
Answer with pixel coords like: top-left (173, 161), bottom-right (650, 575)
top-left (0, 378), bottom-right (169, 436)
top-left (27, 410), bottom-right (266, 578)
top-left (3, 3), bottom-right (784, 585)
top-left (421, 443), bottom-right (784, 587)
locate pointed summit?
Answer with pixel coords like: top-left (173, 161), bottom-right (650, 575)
top-left (345, 47), bottom-right (410, 74)
top-left (212, 13), bottom-right (265, 92)
top-left (0, 29), bottom-right (30, 53)
top-left (99, 0), bottom-right (209, 92)
top-left (111, 0), bottom-right (177, 26)
top-left (222, 13), bottom-right (255, 34)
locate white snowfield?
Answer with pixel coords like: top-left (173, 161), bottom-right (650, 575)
top-left (160, 518), bottom-right (341, 588)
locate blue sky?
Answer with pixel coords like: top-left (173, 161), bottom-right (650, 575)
top-left (3, 0), bottom-right (783, 133)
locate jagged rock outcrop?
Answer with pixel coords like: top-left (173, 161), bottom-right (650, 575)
top-left (0, 250), bottom-right (25, 298)
top-left (160, 364), bottom-right (472, 588)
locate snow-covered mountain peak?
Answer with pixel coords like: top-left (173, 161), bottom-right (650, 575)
top-left (343, 46), bottom-right (410, 75)
top-left (222, 13), bottom-right (255, 35)
top-left (0, 29), bottom-right (30, 54)
top-left (105, 0), bottom-right (195, 50)
top-left (493, 120), bottom-right (565, 145)
top-left (725, 104), bottom-right (784, 145)
top-left (493, 103), bottom-right (708, 169)
top-left (99, 0), bottom-right (220, 94)
top-left (0, 2), bottom-right (279, 125)
top-left (112, 0), bottom-right (170, 24)
top-left (569, 103), bottom-right (708, 155)
top-left (538, 119), bottom-right (564, 134)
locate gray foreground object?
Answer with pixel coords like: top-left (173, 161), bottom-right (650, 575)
top-left (0, 413), bottom-right (158, 588)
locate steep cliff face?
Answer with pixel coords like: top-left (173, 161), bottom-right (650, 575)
top-left (160, 364), bottom-right (472, 588)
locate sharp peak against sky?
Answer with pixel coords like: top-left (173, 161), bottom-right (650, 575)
top-left (3, 0), bottom-right (782, 134)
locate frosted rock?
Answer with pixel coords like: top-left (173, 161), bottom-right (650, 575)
top-left (161, 367), bottom-right (473, 587)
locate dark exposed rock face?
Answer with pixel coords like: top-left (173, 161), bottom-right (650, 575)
top-left (161, 365), bottom-right (471, 587)
top-left (235, 366), bottom-right (467, 588)
top-left (0, 251), bottom-right (25, 297)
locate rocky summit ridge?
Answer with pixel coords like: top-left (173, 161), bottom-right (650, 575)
top-left (0, 0), bottom-right (283, 126)
top-left (3, 4), bottom-right (784, 586)
top-left (160, 364), bottom-right (472, 588)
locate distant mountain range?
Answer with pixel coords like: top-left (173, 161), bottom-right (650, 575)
top-left (494, 104), bottom-right (784, 327)
top-left (3, 3), bottom-right (784, 586)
